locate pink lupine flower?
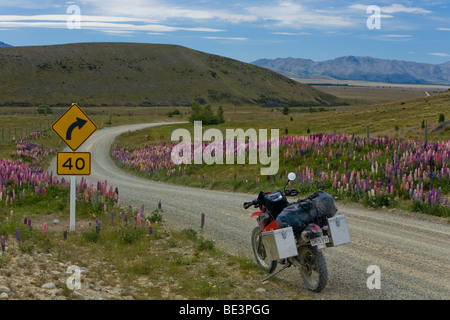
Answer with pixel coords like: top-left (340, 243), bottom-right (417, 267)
top-left (137, 214), bottom-right (142, 227)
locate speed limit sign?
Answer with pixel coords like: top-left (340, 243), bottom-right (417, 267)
top-left (57, 152), bottom-right (91, 175)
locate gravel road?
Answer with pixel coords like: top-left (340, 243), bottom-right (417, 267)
top-left (48, 123), bottom-right (450, 300)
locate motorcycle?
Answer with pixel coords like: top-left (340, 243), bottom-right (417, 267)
top-left (243, 172), bottom-right (350, 292)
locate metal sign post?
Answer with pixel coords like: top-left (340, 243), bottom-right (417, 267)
top-left (70, 176), bottom-right (76, 231)
top-left (52, 103), bottom-right (97, 231)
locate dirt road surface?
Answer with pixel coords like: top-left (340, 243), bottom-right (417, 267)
top-left (48, 123), bottom-right (450, 300)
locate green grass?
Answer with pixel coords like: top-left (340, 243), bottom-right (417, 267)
top-left (109, 90), bottom-right (450, 218)
top-left (0, 86), bottom-right (448, 299)
top-left (0, 180), bottom-right (306, 299)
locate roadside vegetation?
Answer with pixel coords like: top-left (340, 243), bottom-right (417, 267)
top-left (0, 132), bottom-right (307, 299)
top-left (110, 90), bottom-right (450, 218)
top-left (0, 85), bottom-right (448, 299)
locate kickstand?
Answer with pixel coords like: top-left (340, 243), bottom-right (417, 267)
top-left (261, 261), bottom-right (292, 282)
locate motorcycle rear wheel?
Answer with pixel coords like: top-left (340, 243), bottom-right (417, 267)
top-left (251, 227), bottom-right (277, 273)
top-left (296, 246), bottom-right (328, 292)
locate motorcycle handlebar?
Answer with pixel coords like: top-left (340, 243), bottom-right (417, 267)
top-left (244, 189), bottom-right (300, 209)
top-left (285, 189), bottom-right (299, 196)
top-left (243, 200), bottom-right (258, 209)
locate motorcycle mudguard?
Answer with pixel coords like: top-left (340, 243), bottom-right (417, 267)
top-left (251, 211), bottom-right (262, 218)
top-left (263, 220), bottom-right (279, 232)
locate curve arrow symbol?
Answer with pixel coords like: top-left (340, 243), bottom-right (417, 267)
top-left (66, 117), bottom-right (87, 140)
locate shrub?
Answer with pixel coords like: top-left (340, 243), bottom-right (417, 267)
top-left (82, 230), bottom-right (100, 243)
top-left (364, 194), bottom-right (396, 208)
top-left (149, 209), bottom-right (163, 223)
top-left (121, 227), bottom-right (146, 244)
top-left (182, 228), bottom-right (198, 241)
top-left (37, 105), bottom-right (53, 115)
top-left (167, 109), bottom-right (181, 117)
top-left (195, 236), bottom-right (215, 252)
top-left (189, 102), bottom-right (225, 125)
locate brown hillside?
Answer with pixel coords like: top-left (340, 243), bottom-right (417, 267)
top-left (0, 42), bottom-right (342, 107)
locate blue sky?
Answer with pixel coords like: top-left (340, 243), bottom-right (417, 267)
top-left (0, 0), bottom-right (449, 64)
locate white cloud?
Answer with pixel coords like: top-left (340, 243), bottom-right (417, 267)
top-left (437, 27), bottom-right (450, 31)
top-left (385, 34), bottom-right (413, 38)
top-left (245, 1), bottom-right (354, 29)
top-left (348, 4), bottom-right (394, 18)
top-left (203, 36), bottom-right (248, 41)
top-left (428, 52), bottom-right (450, 57)
top-left (0, 14), bottom-right (150, 22)
top-left (381, 4), bottom-right (431, 14)
top-left (271, 32), bottom-right (311, 35)
top-left (349, 3), bottom-right (430, 15)
top-left (0, 14), bottom-right (224, 33)
top-left (0, 1), bottom-right (439, 37)
top-left (82, 0), bottom-right (257, 24)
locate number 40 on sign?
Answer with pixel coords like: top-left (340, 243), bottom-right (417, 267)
top-left (57, 152), bottom-right (91, 176)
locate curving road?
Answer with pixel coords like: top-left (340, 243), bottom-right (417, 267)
top-left (48, 123), bottom-right (450, 300)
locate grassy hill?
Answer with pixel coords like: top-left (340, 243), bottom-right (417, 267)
top-left (0, 42), bottom-right (342, 107)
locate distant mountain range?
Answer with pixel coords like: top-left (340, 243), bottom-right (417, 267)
top-left (252, 56), bottom-right (450, 85)
top-left (0, 42), bottom-right (12, 47)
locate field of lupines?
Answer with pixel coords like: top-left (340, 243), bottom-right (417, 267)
top-left (1, 130), bottom-right (122, 218)
top-left (0, 129), bottom-right (170, 259)
top-left (10, 131), bottom-right (56, 166)
top-left (112, 132), bottom-right (450, 217)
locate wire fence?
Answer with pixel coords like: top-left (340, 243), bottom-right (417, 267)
top-left (1, 120), bottom-right (56, 142)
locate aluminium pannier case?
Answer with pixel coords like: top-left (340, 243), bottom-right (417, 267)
top-left (326, 215), bottom-right (351, 247)
top-left (261, 227), bottom-right (298, 261)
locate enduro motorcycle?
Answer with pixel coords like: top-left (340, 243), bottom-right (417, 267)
top-left (243, 172), bottom-right (350, 292)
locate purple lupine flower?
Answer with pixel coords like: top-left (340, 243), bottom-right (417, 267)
top-left (95, 219), bottom-right (101, 234)
top-left (124, 213), bottom-right (128, 226)
top-left (158, 201), bottom-right (162, 210)
top-left (201, 212), bottom-right (205, 229)
top-left (1, 235), bottom-right (5, 252)
top-left (149, 225), bottom-right (153, 235)
top-left (63, 230), bottom-right (67, 241)
top-left (27, 218), bottom-right (32, 230)
top-left (141, 204), bottom-right (145, 218)
top-left (15, 227), bottom-right (20, 243)
top-left (24, 217), bottom-right (27, 225)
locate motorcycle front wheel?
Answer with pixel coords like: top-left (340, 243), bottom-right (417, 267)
top-left (251, 227), bottom-right (277, 273)
top-left (296, 246), bottom-right (328, 292)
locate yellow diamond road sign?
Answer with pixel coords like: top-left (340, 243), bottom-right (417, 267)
top-left (52, 103), bottom-right (97, 151)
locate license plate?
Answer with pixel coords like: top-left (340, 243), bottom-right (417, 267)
top-left (310, 236), bottom-right (329, 246)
